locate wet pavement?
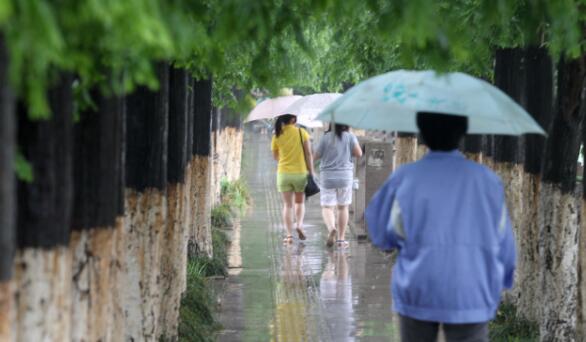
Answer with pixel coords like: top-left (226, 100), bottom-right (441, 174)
top-left (216, 131), bottom-right (400, 341)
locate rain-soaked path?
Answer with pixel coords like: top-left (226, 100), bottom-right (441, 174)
top-left (216, 131), bottom-right (400, 341)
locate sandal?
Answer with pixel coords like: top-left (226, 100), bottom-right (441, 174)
top-left (296, 227), bottom-right (307, 241)
top-left (336, 240), bottom-right (349, 248)
top-left (283, 235), bottom-right (293, 244)
top-left (326, 229), bottom-right (337, 248)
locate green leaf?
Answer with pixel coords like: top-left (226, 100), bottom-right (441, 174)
top-left (14, 150), bottom-right (33, 183)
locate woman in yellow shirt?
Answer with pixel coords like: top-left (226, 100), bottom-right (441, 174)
top-left (271, 114), bottom-right (315, 244)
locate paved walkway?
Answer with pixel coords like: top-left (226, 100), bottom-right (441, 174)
top-left (217, 131), bottom-right (399, 341)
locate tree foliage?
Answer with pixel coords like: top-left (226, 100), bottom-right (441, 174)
top-left (1, 0), bottom-right (584, 118)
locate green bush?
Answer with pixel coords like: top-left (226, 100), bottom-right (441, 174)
top-left (177, 228), bottom-right (229, 341)
top-left (490, 303), bottom-right (538, 341)
top-left (177, 180), bottom-right (246, 340)
top-left (191, 229), bottom-right (229, 277)
top-left (211, 203), bottom-right (233, 227)
top-left (177, 260), bottom-right (221, 341)
top-left (220, 178), bottom-right (251, 214)
top-left (212, 179), bottom-right (251, 228)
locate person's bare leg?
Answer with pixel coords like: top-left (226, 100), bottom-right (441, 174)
top-left (281, 192), bottom-right (294, 241)
top-left (321, 206), bottom-right (336, 232)
top-left (294, 192), bottom-right (306, 240)
top-left (322, 206), bottom-right (337, 247)
top-left (337, 205), bottom-right (349, 241)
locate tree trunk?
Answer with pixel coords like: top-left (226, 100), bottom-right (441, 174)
top-left (70, 88), bottom-right (125, 341)
top-left (463, 135), bottom-right (482, 162)
top-left (14, 73), bottom-right (74, 341)
top-left (540, 55), bottom-right (585, 341)
top-left (517, 46), bottom-right (554, 323)
top-left (482, 135), bottom-right (495, 168)
top-left (493, 47), bottom-right (527, 306)
top-left (189, 78), bottom-right (213, 258)
top-left (124, 62), bottom-right (169, 340)
top-left (394, 132), bottom-right (417, 169)
top-left (0, 33), bottom-right (15, 342)
top-left (159, 66), bottom-right (191, 339)
top-left (415, 136), bottom-right (428, 160)
top-left (210, 107), bottom-right (221, 204)
top-left (212, 103), bottom-right (244, 197)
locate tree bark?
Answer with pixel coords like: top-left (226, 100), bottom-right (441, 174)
top-left (540, 55), bottom-right (585, 341)
top-left (493, 47), bottom-right (527, 308)
top-left (580, 88), bottom-right (586, 341)
top-left (14, 73), bottom-right (74, 341)
top-left (394, 132), bottom-right (417, 169)
top-left (0, 33), bottom-right (15, 342)
top-left (159, 66), bottom-right (191, 339)
top-left (70, 89), bottom-right (126, 341)
top-left (517, 46), bottom-right (554, 323)
top-left (189, 78), bottom-right (213, 258)
top-left (415, 136), bottom-right (428, 160)
top-left (73, 92), bottom-right (125, 230)
top-left (463, 135), bottom-right (482, 162)
top-left (212, 103), bottom-right (244, 198)
top-left (481, 135), bottom-right (495, 168)
top-left (124, 62), bottom-right (169, 340)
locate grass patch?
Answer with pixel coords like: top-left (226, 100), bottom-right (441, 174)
top-left (178, 179), bottom-right (249, 341)
top-left (211, 203), bottom-right (233, 227)
top-left (177, 260), bottom-right (221, 341)
top-left (490, 303), bottom-right (538, 341)
top-left (211, 178), bottom-right (252, 228)
top-left (190, 228), bottom-right (229, 277)
top-left (220, 178), bottom-right (251, 214)
top-left (178, 230), bottom-right (229, 341)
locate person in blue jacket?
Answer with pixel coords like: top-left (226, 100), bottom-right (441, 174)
top-left (366, 112), bottom-right (516, 342)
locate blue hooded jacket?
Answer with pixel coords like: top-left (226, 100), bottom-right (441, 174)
top-left (366, 150), bottom-right (516, 324)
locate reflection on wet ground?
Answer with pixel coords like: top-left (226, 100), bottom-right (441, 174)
top-left (217, 132), bottom-right (399, 341)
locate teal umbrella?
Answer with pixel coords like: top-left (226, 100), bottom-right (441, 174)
top-left (317, 70), bottom-right (546, 135)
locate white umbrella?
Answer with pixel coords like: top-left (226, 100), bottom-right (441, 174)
top-left (278, 93), bottom-right (342, 120)
top-left (296, 115), bottom-right (325, 128)
top-left (316, 70), bottom-right (546, 135)
top-left (277, 92), bottom-right (342, 129)
top-left (245, 95), bottom-right (302, 122)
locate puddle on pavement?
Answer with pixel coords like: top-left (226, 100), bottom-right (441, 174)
top-left (216, 131), bottom-right (399, 341)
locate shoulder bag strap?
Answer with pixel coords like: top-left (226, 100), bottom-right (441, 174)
top-left (299, 128), bottom-right (310, 173)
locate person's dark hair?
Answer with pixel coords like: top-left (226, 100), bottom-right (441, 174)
top-left (327, 123), bottom-right (350, 139)
top-left (416, 112), bottom-right (468, 151)
top-left (274, 114), bottom-right (297, 137)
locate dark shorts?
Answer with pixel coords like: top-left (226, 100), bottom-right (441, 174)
top-left (399, 315), bottom-right (489, 342)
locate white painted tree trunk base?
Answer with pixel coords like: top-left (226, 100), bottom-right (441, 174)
top-left (70, 225), bottom-right (123, 342)
top-left (516, 174), bottom-right (542, 322)
top-left (464, 152), bottom-right (483, 164)
top-left (394, 137), bottom-right (418, 169)
top-left (0, 280), bottom-right (12, 341)
top-left (211, 127), bottom-right (244, 204)
top-left (158, 178), bottom-right (190, 339)
top-left (493, 163), bottom-right (525, 305)
top-left (13, 247), bottom-right (72, 341)
top-left (416, 144), bottom-right (428, 160)
top-left (191, 156), bottom-right (213, 258)
top-left (123, 189), bottom-right (167, 341)
top-left (539, 183), bottom-right (579, 341)
top-left (577, 201), bottom-right (586, 341)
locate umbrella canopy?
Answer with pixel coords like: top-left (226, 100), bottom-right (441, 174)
top-left (278, 93), bottom-right (342, 120)
top-left (296, 115), bottom-right (324, 128)
top-left (245, 95), bottom-right (302, 122)
top-left (316, 70), bottom-right (546, 135)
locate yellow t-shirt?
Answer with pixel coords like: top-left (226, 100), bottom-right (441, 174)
top-left (271, 124), bottom-right (310, 174)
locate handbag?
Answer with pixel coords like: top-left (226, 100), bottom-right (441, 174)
top-left (299, 128), bottom-right (320, 197)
